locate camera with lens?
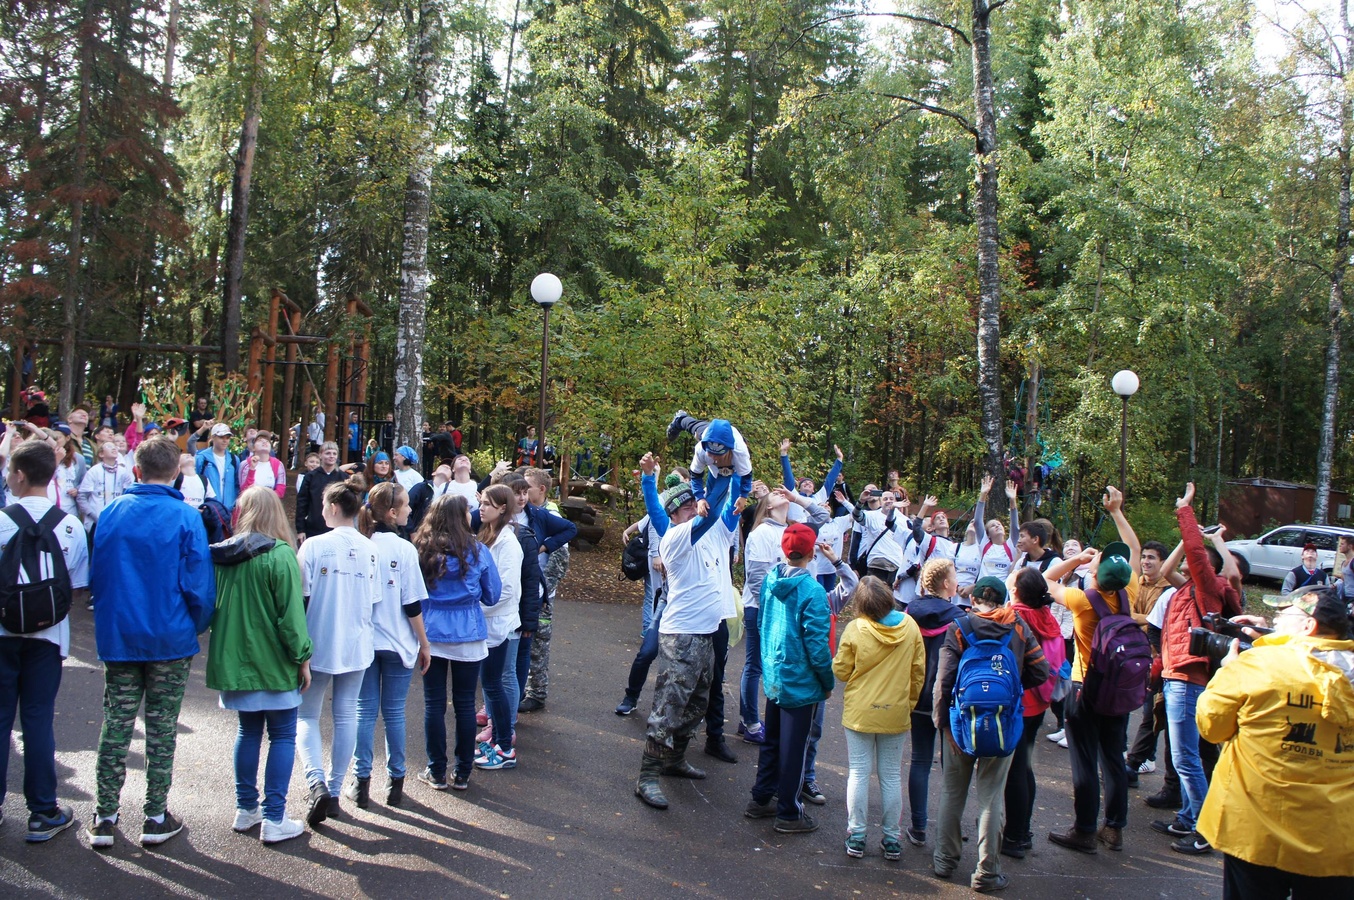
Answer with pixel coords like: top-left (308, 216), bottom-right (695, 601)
top-left (1188, 613), bottom-right (1274, 663)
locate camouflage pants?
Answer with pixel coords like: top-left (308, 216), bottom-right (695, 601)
top-left (646, 633), bottom-right (716, 751)
top-left (526, 546), bottom-right (570, 701)
top-left (96, 658), bottom-right (192, 818)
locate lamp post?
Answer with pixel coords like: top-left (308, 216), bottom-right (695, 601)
top-left (531, 273), bottom-right (563, 467)
top-left (1111, 369), bottom-right (1139, 495)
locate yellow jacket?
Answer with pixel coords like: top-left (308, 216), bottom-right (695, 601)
top-left (1196, 633), bottom-right (1354, 877)
top-left (832, 611), bottom-right (925, 734)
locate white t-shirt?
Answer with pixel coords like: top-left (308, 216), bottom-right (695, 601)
top-left (249, 457), bottom-right (277, 491)
top-left (978, 539), bottom-right (1017, 580)
top-left (484, 527), bottom-right (523, 646)
top-left (445, 479), bottom-right (478, 505)
top-left (658, 515), bottom-right (738, 635)
top-left (1147, 587), bottom-right (1176, 630)
top-left (814, 514), bottom-right (851, 576)
top-left (394, 468), bottom-right (424, 491)
top-left (297, 525), bottom-right (380, 674)
top-left (954, 540), bottom-right (983, 587)
top-left (205, 451), bottom-right (229, 500)
top-left (369, 530), bottom-right (429, 668)
top-left (741, 521), bottom-right (787, 608)
top-left (55, 464), bottom-right (81, 516)
top-left (180, 473), bottom-right (207, 508)
top-left (307, 414), bottom-right (325, 445)
top-left (0, 497), bottom-right (90, 655)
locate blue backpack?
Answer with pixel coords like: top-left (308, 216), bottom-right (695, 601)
top-left (949, 617), bottom-right (1024, 757)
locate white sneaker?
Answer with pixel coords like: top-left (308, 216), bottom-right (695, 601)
top-left (260, 817), bottom-right (305, 845)
top-left (1138, 760), bottom-right (1157, 774)
top-left (1058, 735), bottom-right (1069, 748)
top-left (232, 806), bottom-right (263, 832)
top-left (1047, 729), bottom-right (1065, 743)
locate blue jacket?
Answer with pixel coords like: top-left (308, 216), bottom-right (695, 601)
top-left (421, 542), bottom-right (503, 644)
top-left (470, 511), bottom-right (544, 632)
top-left (195, 447), bottom-right (239, 512)
top-left (759, 563), bottom-right (834, 709)
top-left (524, 503), bottom-right (578, 555)
top-left (91, 483), bottom-right (217, 662)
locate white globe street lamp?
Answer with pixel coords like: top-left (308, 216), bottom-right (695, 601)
top-left (1112, 369), bottom-right (1140, 495)
top-left (531, 274), bottom-right (563, 468)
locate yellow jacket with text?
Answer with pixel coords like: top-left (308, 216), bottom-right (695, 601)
top-left (1196, 633), bottom-right (1354, 877)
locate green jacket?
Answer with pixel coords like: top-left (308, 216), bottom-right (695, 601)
top-left (206, 534), bottom-right (312, 692)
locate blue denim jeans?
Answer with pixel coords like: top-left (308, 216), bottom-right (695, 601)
top-left (502, 635), bottom-right (520, 734)
top-left (739, 606), bottom-right (762, 729)
top-left (908, 710), bottom-right (939, 831)
top-left (423, 657), bottom-right (481, 779)
top-left (625, 596), bottom-right (666, 701)
top-left (1164, 678), bottom-right (1208, 829)
top-left (297, 669), bottom-right (364, 796)
top-left (0, 636), bottom-right (62, 815)
top-left (641, 564), bottom-right (659, 636)
top-left (354, 650), bottom-right (414, 779)
top-left (235, 708), bottom-right (297, 821)
top-left (481, 641), bottom-right (513, 749)
top-left (514, 633), bottom-right (533, 707)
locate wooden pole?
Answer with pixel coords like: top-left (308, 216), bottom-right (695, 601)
top-left (260, 290), bottom-right (280, 433)
top-left (323, 339), bottom-right (340, 444)
top-left (278, 297), bottom-right (301, 460)
top-left (246, 328), bottom-right (264, 403)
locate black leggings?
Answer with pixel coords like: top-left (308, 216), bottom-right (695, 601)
top-left (1003, 710), bottom-right (1045, 842)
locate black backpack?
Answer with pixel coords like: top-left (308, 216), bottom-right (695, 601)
top-left (621, 529), bottom-right (650, 581)
top-left (0, 505), bottom-right (73, 633)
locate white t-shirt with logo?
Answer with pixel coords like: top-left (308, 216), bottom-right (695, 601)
top-left (368, 530), bottom-right (429, 668)
top-left (979, 538), bottom-right (1017, 580)
top-left (180, 473), bottom-right (207, 508)
top-left (394, 468), bottom-right (424, 492)
top-left (658, 515), bottom-right (738, 636)
top-left (297, 525), bottom-right (380, 674)
top-left (0, 497), bottom-right (91, 655)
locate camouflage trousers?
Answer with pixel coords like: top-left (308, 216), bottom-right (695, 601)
top-left (96, 658), bottom-right (192, 818)
top-left (645, 633), bottom-right (716, 751)
top-left (525, 546), bottom-right (570, 701)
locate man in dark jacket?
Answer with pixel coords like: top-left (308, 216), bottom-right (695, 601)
top-left (295, 442), bottom-right (346, 543)
top-left (518, 467), bottom-right (579, 712)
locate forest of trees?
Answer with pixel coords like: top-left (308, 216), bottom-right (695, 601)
top-left (3, 0), bottom-right (1353, 537)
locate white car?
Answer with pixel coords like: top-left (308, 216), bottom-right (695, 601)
top-left (1224, 524), bottom-right (1354, 582)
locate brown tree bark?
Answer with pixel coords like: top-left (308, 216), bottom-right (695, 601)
top-left (60, 0), bottom-right (97, 415)
top-left (221, 0), bottom-right (270, 373)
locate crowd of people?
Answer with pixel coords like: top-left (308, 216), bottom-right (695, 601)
top-left (1, 394), bottom-right (1352, 900)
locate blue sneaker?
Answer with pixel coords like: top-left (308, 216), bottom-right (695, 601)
top-left (741, 723), bottom-right (765, 744)
top-left (474, 744), bottom-right (517, 771)
top-left (27, 805), bottom-right (76, 843)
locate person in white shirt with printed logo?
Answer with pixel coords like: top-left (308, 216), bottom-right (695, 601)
top-left (953, 476), bottom-right (994, 597)
top-left (0, 440), bottom-right (89, 842)
top-left (978, 480), bottom-right (1021, 582)
top-left (295, 478), bottom-right (380, 828)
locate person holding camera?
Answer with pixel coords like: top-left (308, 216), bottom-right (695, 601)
top-left (1195, 586), bottom-right (1354, 898)
top-left (1153, 483), bottom-right (1242, 855)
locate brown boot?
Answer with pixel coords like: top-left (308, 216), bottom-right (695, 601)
top-left (1048, 826), bottom-right (1098, 854)
top-left (1096, 825), bottom-right (1123, 851)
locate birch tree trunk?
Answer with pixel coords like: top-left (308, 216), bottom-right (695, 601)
top-left (393, 0), bottom-right (441, 450)
top-left (972, 0), bottom-right (1005, 505)
top-left (221, 0), bottom-right (269, 373)
top-left (1314, 0), bottom-right (1351, 524)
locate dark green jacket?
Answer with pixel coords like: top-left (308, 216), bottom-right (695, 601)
top-left (206, 534), bottom-right (312, 692)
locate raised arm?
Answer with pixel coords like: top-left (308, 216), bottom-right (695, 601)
top-left (1160, 540), bottom-right (1187, 587)
top-left (1005, 479), bottom-right (1020, 546)
top-left (639, 454), bottom-right (670, 536)
top-left (1175, 484), bottom-right (1221, 605)
top-left (1102, 485), bottom-right (1141, 572)
top-left (779, 438), bottom-right (796, 491)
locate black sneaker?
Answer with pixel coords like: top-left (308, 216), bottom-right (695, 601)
top-left (326, 795), bottom-right (341, 819)
top-left (799, 782), bottom-right (826, 805)
top-left (86, 816), bottom-right (117, 849)
top-left (1145, 789), bottom-right (1182, 809)
top-left (518, 697), bottom-right (545, 713)
top-left (1126, 767), bottom-right (1139, 788)
top-left (418, 768), bottom-right (448, 791)
top-left (140, 812), bottom-right (184, 846)
top-left (615, 695), bottom-right (638, 716)
top-left (744, 798), bottom-right (777, 819)
top-left (306, 783), bottom-right (330, 827)
top-left (451, 771), bottom-right (471, 791)
top-left (774, 813), bottom-right (819, 834)
top-left (26, 805), bottom-right (75, 843)
top-left (906, 827), bottom-right (927, 847)
top-left (1171, 832), bottom-right (1213, 855)
top-left (666, 410), bottom-right (688, 443)
top-left (1151, 818), bottom-right (1193, 837)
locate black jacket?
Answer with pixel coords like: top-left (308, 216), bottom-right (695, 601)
top-left (295, 467), bottom-right (347, 537)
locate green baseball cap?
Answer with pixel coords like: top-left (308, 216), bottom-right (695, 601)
top-left (1097, 541), bottom-right (1133, 591)
top-left (971, 576), bottom-right (1008, 606)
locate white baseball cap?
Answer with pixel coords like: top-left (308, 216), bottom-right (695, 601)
top-left (210, 423), bottom-right (233, 437)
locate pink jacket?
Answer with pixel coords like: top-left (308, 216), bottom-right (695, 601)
top-left (238, 455), bottom-right (286, 498)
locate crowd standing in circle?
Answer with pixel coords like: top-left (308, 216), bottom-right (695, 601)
top-left (1, 394), bottom-right (1352, 900)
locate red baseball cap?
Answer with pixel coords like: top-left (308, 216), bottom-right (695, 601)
top-left (781, 523), bottom-right (817, 560)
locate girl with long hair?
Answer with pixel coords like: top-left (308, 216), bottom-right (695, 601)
top-left (473, 484), bottom-right (523, 771)
top-left (345, 483), bottom-right (431, 808)
top-left (206, 486), bottom-right (313, 844)
top-left (412, 494), bottom-right (502, 791)
top-left (295, 478), bottom-right (380, 827)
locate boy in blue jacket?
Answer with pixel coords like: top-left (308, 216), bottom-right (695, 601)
top-left (744, 523), bottom-right (834, 834)
top-left (665, 411), bottom-right (753, 509)
top-left (86, 436), bottom-right (216, 850)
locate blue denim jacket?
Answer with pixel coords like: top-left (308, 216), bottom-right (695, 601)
top-left (421, 542), bottom-right (503, 644)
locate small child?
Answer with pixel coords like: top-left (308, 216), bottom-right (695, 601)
top-left (832, 575), bottom-right (925, 861)
top-left (177, 453), bottom-right (206, 508)
top-left (664, 411), bottom-right (753, 506)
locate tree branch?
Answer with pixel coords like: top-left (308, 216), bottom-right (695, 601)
top-left (873, 92), bottom-right (978, 136)
top-left (786, 12), bottom-right (971, 57)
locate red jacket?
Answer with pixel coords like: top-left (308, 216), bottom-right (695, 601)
top-left (1162, 506), bottom-right (1242, 686)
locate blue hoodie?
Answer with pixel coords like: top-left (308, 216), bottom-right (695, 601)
top-left (759, 563), bottom-right (835, 709)
top-left (420, 542), bottom-right (503, 644)
top-left (91, 483), bottom-right (217, 662)
top-left (195, 446), bottom-right (239, 512)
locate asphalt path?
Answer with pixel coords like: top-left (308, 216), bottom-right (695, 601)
top-left (1, 594), bottom-right (1222, 899)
